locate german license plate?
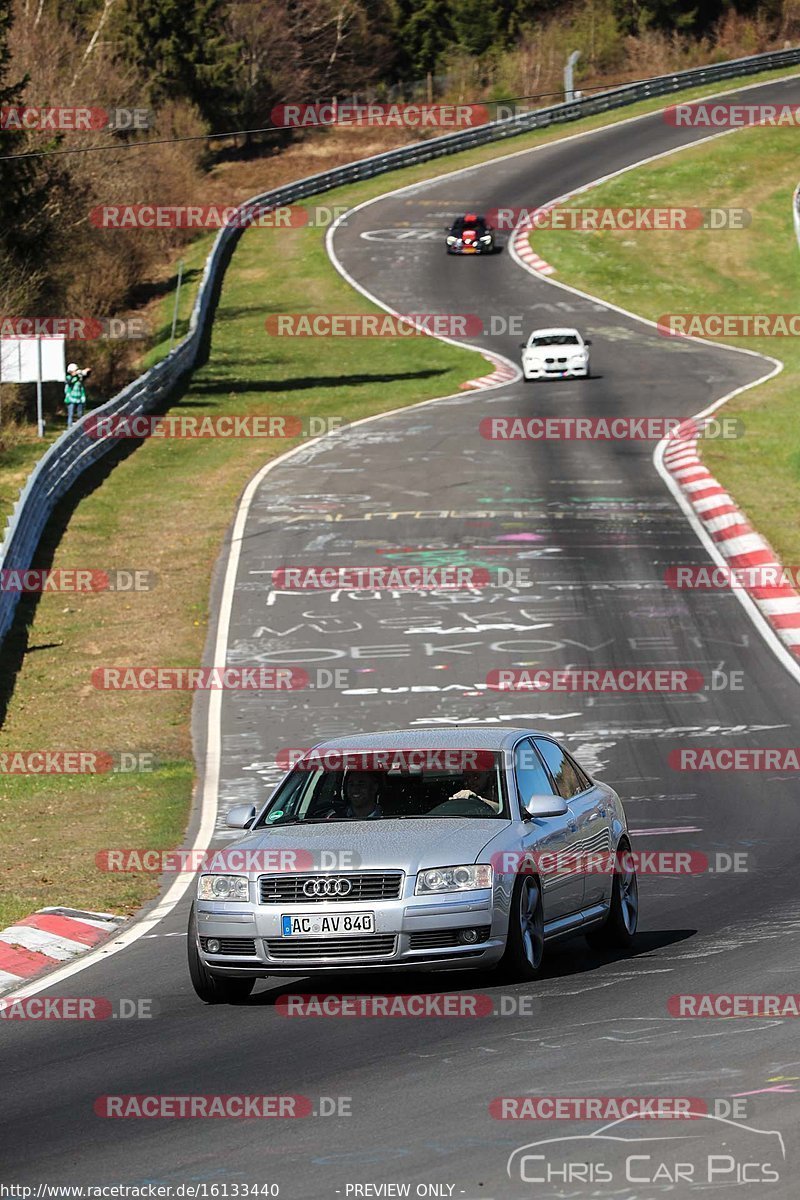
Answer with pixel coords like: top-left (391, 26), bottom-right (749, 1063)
top-left (280, 912), bottom-right (375, 938)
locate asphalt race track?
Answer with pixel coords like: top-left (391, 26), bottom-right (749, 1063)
top-left (4, 75), bottom-right (800, 1199)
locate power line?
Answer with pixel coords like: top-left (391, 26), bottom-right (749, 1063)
top-left (0, 74), bottom-right (684, 163)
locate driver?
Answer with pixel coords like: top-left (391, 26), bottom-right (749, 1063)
top-left (450, 769), bottom-right (499, 812)
top-left (342, 771), bottom-right (383, 819)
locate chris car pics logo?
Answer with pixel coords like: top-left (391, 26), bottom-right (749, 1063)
top-left (506, 1112), bottom-right (786, 1187)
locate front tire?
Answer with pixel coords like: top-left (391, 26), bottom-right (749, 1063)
top-left (187, 906), bottom-right (256, 1004)
top-left (586, 840), bottom-right (638, 950)
top-left (498, 874), bottom-right (545, 981)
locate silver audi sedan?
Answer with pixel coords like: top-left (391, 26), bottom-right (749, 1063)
top-left (188, 728), bottom-right (638, 1003)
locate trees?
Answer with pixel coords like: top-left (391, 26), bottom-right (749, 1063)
top-left (391, 0), bottom-right (455, 77)
top-left (0, 1), bottom-right (65, 272)
top-left (114, 0), bottom-right (237, 128)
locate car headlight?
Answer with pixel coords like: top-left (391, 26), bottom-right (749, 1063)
top-left (415, 864), bottom-right (493, 894)
top-left (446, 235), bottom-right (457, 245)
top-left (197, 874), bottom-right (250, 901)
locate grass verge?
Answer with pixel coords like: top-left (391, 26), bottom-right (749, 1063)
top-left (1, 63), bottom-right (799, 929)
top-left (528, 121), bottom-right (800, 568)
top-left (0, 194), bottom-right (477, 929)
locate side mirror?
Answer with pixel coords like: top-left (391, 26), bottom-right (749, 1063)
top-left (523, 794), bottom-right (568, 819)
top-left (518, 342), bottom-right (527, 350)
top-left (584, 338), bottom-right (592, 346)
top-left (226, 804), bottom-right (256, 830)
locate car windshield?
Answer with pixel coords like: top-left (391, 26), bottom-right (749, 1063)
top-left (258, 758), bottom-right (509, 824)
top-left (529, 334), bottom-right (580, 346)
top-left (452, 216), bottom-right (486, 233)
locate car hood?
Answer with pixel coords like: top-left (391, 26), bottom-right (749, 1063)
top-left (227, 818), bottom-right (510, 873)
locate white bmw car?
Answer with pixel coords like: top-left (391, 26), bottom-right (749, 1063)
top-left (520, 327), bottom-right (591, 380)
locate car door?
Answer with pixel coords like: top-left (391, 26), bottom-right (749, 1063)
top-left (513, 738), bottom-right (584, 921)
top-left (533, 738), bottom-right (612, 910)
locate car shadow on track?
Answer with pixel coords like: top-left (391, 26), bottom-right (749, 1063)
top-left (239, 927), bottom-right (696, 1005)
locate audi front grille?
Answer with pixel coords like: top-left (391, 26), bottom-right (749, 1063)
top-left (258, 872), bottom-right (404, 904)
top-left (264, 935), bottom-right (397, 960)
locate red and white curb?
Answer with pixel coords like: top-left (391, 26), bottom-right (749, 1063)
top-left (0, 907), bottom-right (124, 991)
top-left (511, 216), bottom-right (556, 276)
top-left (461, 352), bottom-right (519, 390)
top-left (663, 424), bottom-right (800, 660)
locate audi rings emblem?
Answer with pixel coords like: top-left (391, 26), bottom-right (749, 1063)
top-left (302, 877), bottom-right (353, 897)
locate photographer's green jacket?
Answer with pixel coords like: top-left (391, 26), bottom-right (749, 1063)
top-left (64, 372), bottom-right (87, 406)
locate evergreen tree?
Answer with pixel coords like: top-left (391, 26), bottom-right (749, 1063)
top-left (0, 1), bottom-right (58, 264)
top-left (449, 0), bottom-right (500, 57)
top-left (115, 0), bottom-right (237, 127)
top-left (390, 0), bottom-right (455, 77)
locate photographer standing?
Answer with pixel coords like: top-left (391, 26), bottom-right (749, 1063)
top-left (65, 362), bottom-right (91, 428)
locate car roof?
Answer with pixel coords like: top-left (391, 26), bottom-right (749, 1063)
top-left (307, 727), bottom-right (545, 753)
top-left (528, 326), bottom-right (582, 336)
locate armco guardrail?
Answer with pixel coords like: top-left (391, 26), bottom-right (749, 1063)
top-left (1, 45), bottom-right (799, 648)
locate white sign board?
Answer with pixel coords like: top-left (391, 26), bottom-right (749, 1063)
top-left (0, 337), bottom-right (66, 383)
